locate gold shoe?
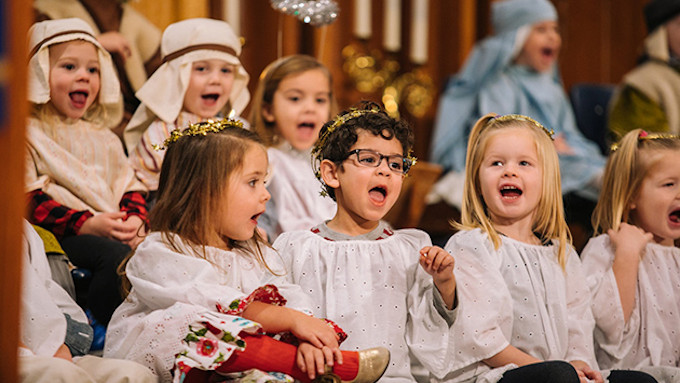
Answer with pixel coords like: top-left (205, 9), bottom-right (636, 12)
top-left (347, 347), bottom-right (390, 383)
top-left (313, 347), bottom-right (390, 383)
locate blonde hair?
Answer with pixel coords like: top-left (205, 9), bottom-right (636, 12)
top-left (456, 113), bottom-right (571, 269)
top-left (592, 129), bottom-right (680, 234)
top-left (249, 54), bottom-right (338, 146)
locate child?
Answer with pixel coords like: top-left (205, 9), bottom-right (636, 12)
top-left (124, 17), bottom-right (250, 193)
top-left (33, 0), bottom-right (163, 138)
top-left (440, 114), bottom-right (656, 383)
top-left (25, 18), bottom-right (148, 325)
top-left (429, 0), bottom-right (605, 233)
top-left (249, 54), bottom-right (338, 241)
top-left (274, 102), bottom-right (457, 382)
top-left (104, 119), bottom-right (390, 383)
top-left (19, 220), bottom-right (156, 383)
top-left (581, 129), bottom-right (680, 381)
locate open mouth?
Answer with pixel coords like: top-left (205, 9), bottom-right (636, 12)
top-left (369, 186), bottom-right (387, 203)
top-left (201, 93), bottom-right (220, 102)
top-left (251, 212), bottom-right (263, 224)
top-left (670, 209), bottom-right (680, 224)
top-left (298, 122), bottom-right (315, 130)
top-left (541, 47), bottom-right (555, 58)
top-left (69, 91), bottom-right (89, 106)
top-left (500, 185), bottom-right (523, 199)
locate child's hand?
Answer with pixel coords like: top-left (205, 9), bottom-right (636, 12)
top-left (570, 360), bottom-right (603, 383)
top-left (290, 312), bottom-right (342, 354)
top-left (420, 246), bottom-right (457, 309)
top-left (53, 343), bottom-right (73, 362)
top-left (608, 223), bottom-right (653, 263)
top-left (419, 246), bottom-right (455, 284)
top-left (120, 215), bottom-right (146, 249)
top-left (296, 341), bottom-right (341, 380)
top-left (80, 212), bottom-right (128, 239)
top-left (97, 31), bottom-right (132, 61)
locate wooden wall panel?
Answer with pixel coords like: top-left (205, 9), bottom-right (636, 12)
top-left (125, 0), bottom-right (650, 159)
top-left (554, 0), bottom-right (647, 89)
top-left (2, 0), bottom-right (30, 381)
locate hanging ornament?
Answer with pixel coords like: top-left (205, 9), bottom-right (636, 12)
top-left (270, 0), bottom-right (339, 27)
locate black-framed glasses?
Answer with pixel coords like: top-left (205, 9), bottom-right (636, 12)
top-left (345, 149), bottom-right (413, 174)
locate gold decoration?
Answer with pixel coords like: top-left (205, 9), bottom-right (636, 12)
top-left (311, 107), bottom-right (381, 162)
top-left (311, 107), bottom-right (417, 196)
top-left (492, 114), bottom-right (555, 140)
top-left (610, 131), bottom-right (680, 152)
top-left (342, 44), bottom-right (435, 119)
top-left (152, 118), bottom-right (244, 151)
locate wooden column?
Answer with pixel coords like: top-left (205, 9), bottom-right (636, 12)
top-left (1, 0), bottom-right (31, 381)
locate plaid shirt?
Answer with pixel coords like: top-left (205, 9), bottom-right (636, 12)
top-left (27, 190), bottom-right (148, 240)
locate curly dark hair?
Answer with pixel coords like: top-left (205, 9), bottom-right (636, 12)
top-left (314, 101), bottom-right (414, 200)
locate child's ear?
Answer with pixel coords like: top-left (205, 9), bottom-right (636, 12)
top-left (262, 104), bottom-right (275, 123)
top-left (320, 159), bottom-right (341, 189)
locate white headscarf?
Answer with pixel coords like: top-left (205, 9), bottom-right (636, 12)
top-left (27, 18), bottom-right (123, 128)
top-left (124, 18), bottom-right (250, 151)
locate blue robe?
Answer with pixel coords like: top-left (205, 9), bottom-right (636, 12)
top-left (430, 0), bottom-right (605, 201)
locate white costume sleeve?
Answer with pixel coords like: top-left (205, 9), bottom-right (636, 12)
top-left (403, 230), bottom-right (453, 379)
top-left (581, 234), bottom-right (639, 364)
top-left (126, 235), bottom-right (253, 312)
top-left (260, 247), bottom-right (316, 316)
top-left (21, 221), bottom-right (88, 356)
top-left (563, 248), bottom-right (599, 367)
top-left (442, 230), bottom-right (513, 378)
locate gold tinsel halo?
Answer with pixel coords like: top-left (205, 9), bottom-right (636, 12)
top-left (153, 118), bottom-right (244, 151)
top-left (492, 114), bottom-right (555, 140)
top-left (610, 130), bottom-right (680, 152)
top-left (311, 106), bottom-right (417, 197)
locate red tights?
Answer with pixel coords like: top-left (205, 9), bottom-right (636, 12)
top-left (183, 334), bottom-right (359, 383)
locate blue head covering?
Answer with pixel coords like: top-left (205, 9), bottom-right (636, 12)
top-left (431, 0), bottom-right (557, 172)
top-left (431, 0), bottom-right (604, 200)
top-left (492, 0), bottom-right (557, 35)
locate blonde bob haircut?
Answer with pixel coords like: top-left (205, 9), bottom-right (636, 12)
top-left (456, 113), bottom-right (571, 269)
top-left (592, 129), bottom-right (680, 235)
top-left (249, 54), bottom-right (338, 147)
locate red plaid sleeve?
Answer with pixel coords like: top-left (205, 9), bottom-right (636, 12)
top-left (27, 190), bottom-right (93, 239)
top-left (119, 191), bottom-right (148, 222)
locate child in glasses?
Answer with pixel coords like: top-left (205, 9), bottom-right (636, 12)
top-left (274, 102), bottom-right (456, 382)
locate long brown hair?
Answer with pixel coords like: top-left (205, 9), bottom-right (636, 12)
top-left (119, 126), bottom-right (272, 294)
top-left (249, 54), bottom-right (338, 146)
top-left (456, 113), bottom-right (571, 269)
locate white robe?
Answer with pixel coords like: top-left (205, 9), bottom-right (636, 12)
top-left (261, 145), bottom-right (336, 241)
top-left (440, 229), bottom-right (597, 383)
top-left (104, 233), bottom-right (315, 382)
top-left (581, 234), bottom-right (680, 369)
top-left (274, 228), bottom-right (453, 382)
top-left (21, 221), bottom-right (89, 356)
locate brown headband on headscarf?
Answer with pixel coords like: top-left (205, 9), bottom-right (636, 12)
top-left (161, 44), bottom-right (238, 64)
top-left (28, 29), bottom-right (97, 58)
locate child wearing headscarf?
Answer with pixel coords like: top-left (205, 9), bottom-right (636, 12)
top-left (124, 18), bottom-right (250, 195)
top-left (25, 18), bottom-right (148, 326)
top-left (430, 0), bottom-right (605, 211)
